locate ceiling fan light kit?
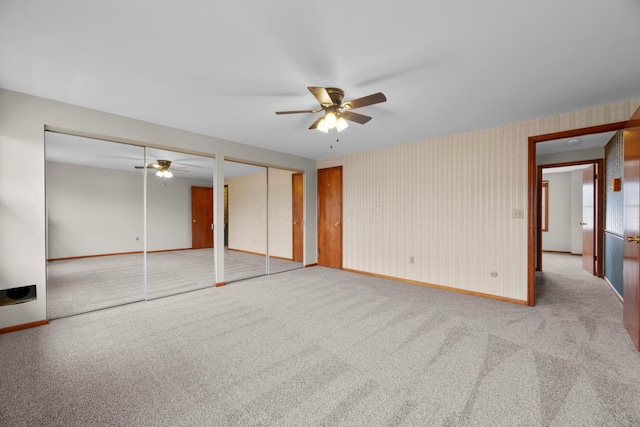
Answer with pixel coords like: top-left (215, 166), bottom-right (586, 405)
top-left (276, 86), bottom-right (386, 133)
top-left (134, 159), bottom-right (188, 179)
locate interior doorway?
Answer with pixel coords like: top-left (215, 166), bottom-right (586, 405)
top-left (537, 160), bottom-right (604, 276)
top-left (528, 122), bottom-right (627, 306)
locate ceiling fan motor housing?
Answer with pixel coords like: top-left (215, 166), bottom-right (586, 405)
top-left (325, 88), bottom-right (344, 107)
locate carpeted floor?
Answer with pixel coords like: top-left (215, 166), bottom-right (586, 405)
top-left (46, 249), bottom-right (302, 318)
top-left (3, 253), bottom-right (640, 426)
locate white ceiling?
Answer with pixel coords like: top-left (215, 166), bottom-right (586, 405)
top-left (2, 1), bottom-right (640, 160)
top-left (536, 131), bottom-right (617, 157)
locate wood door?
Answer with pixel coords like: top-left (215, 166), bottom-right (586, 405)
top-left (292, 173), bottom-right (304, 262)
top-left (191, 186), bottom-right (213, 249)
top-left (624, 106), bottom-right (640, 351)
top-left (317, 166), bottom-right (342, 268)
top-left (582, 165), bottom-right (596, 274)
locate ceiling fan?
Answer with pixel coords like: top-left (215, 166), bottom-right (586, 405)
top-left (134, 160), bottom-right (188, 178)
top-left (276, 87), bottom-right (387, 133)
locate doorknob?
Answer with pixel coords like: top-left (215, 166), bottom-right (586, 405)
top-left (293, 221), bottom-right (298, 225)
top-left (627, 236), bottom-right (640, 243)
top-left (193, 219), bottom-right (196, 223)
top-left (579, 222), bottom-right (587, 226)
top-left (334, 221), bottom-right (340, 226)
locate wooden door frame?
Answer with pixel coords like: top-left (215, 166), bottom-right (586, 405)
top-left (528, 121), bottom-right (627, 306)
top-left (536, 159), bottom-right (604, 274)
top-left (292, 173), bottom-right (304, 263)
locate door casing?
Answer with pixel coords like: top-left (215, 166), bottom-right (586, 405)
top-left (528, 122), bottom-right (626, 306)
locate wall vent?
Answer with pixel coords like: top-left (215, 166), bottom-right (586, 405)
top-left (0, 285), bottom-right (37, 306)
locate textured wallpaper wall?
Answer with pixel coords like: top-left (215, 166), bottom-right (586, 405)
top-left (318, 99), bottom-right (640, 302)
top-left (225, 168), bottom-right (294, 259)
top-left (605, 130), bottom-right (624, 235)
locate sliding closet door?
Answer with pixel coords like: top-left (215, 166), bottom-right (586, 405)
top-left (267, 168), bottom-right (304, 274)
top-left (144, 148), bottom-right (215, 299)
top-left (45, 132), bottom-right (145, 318)
top-left (224, 160), bottom-right (268, 282)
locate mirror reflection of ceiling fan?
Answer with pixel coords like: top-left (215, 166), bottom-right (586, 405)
top-left (134, 160), bottom-right (188, 178)
top-left (276, 86), bottom-right (387, 133)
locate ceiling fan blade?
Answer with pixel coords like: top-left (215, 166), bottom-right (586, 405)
top-left (275, 109), bottom-right (320, 115)
top-left (341, 111), bottom-right (372, 124)
top-left (341, 92), bottom-right (387, 110)
top-left (308, 87), bottom-right (333, 107)
top-left (308, 116), bottom-right (324, 130)
top-left (135, 164), bottom-right (161, 169)
top-left (134, 166), bottom-right (145, 169)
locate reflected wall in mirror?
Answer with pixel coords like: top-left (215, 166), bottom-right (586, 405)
top-left (267, 168), bottom-right (304, 274)
top-left (224, 160), bottom-right (268, 283)
top-left (45, 132), bottom-right (145, 318)
top-left (144, 148), bottom-right (215, 299)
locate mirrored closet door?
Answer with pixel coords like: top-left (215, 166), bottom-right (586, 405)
top-left (223, 160), bottom-right (268, 283)
top-left (144, 147), bottom-right (215, 299)
top-left (45, 132), bottom-right (145, 319)
top-left (267, 168), bottom-right (304, 274)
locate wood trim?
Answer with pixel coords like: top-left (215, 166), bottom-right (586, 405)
top-left (343, 268), bottom-right (528, 306)
top-left (596, 158), bottom-right (605, 278)
top-left (0, 319), bottom-right (48, 335)
top-left (215, 282), bottom-right (226, 287)
top-left (542, 250), bottom-right (582, 256)
top-left (528, 133), bottom-right (537, 306)
top-left (48, 248), bottom-right (194, 262)
top-left (539, 159), bottom-right (606, 168)
top-left (304, 263), bottom-right (318, 268)
top-left (227, 248), bottom-right (267, 257)
top-left (541, 180), bottom-right (549, 232)
top-left (604, 276), bottom-right (623, 302)
top-left (269, 255), bottom-right (295, 262)
top-left (528, 121), bottom-right (627, 307)
top-left (529, 122), bottom-right (627, 143)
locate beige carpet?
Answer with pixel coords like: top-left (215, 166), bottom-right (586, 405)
top-left (47, 249), bottom-right (302, 319)
top-left (3, 253), bottom-right (639, 426)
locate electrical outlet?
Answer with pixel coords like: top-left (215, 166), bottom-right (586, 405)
top-left (512, 209), bottom-right (524, 219)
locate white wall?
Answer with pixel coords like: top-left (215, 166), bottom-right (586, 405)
top-left (537, 147), bottom-right (603, 165)
top-left (318, 98), bottom-right (640, 302)
top-left (46, 161), bottom-right (213, 258)
top-left (0, 88), bottom-right (317, 330)
top-left (571, 170), bottom-right (584, 254)
top-left (541, 172), bottom-right (572, 252)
